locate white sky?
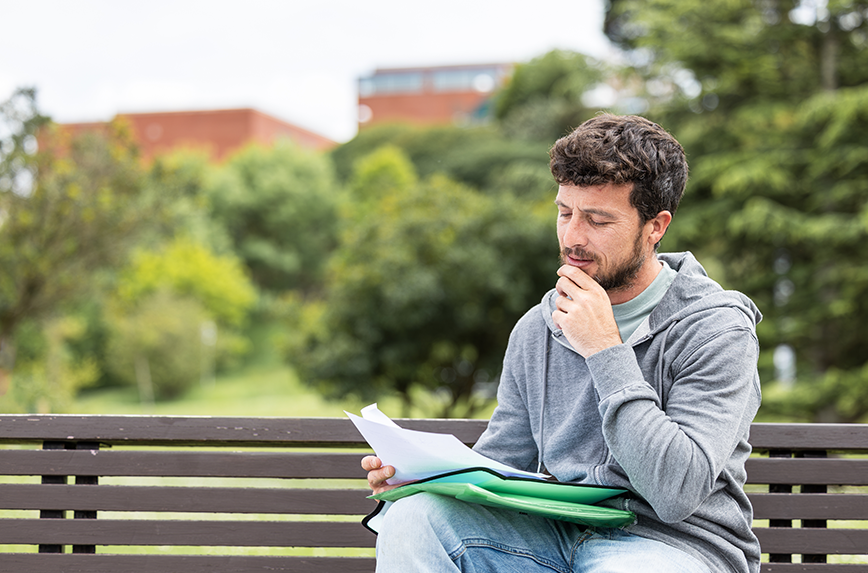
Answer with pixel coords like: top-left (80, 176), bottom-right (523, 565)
top-left (0, 0), bottom-right (612, 142)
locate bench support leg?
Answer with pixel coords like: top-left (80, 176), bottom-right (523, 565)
top-left (38, 441), bottom-right (69, 554)
top-left (38, 440), bottom-right (101, 554)
top-left (798, 450), bottom-right (828, 564)
top-left (767, 449), bottom-right (792, 564)
top-left (72, 441), bottom-right (100, 554)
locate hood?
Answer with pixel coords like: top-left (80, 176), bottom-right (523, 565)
top-left (541, 252), bottom-right (762, 344)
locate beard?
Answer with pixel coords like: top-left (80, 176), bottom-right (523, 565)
top-left (560, 231), bottom-right (647, 292)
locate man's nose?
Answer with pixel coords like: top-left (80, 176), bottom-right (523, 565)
top-left (563, 218), bottom-right (589, 248)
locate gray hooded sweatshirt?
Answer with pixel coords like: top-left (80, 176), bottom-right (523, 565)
top-left (473, 252), bottom-right (762, 573)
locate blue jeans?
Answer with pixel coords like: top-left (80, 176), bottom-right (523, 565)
top-left (375, 493), bottom-right (711, 573)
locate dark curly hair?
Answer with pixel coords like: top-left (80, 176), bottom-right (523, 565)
top-left (549, 113), bottom-right (688, 224)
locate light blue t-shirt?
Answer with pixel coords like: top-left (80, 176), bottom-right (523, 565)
top-left (612, 261), bottom-right (677, 343)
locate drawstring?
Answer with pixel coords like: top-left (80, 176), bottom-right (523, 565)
top-left (537, 327), bottom-right (551, 475)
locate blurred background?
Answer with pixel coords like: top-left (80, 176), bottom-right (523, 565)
top-left (1, 0), bottom-right (866, 422)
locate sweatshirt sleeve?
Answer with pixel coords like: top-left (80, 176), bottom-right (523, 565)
top-left (586, 309), bottom-right (761, 523)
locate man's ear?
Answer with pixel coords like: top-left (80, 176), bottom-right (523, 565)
top-left (646, 210), bottom-right (673, 246)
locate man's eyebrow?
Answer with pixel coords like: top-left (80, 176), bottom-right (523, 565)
top-left (554, 200), bottom-right (618, 219)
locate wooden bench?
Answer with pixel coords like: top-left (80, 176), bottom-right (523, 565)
top-left (0, 415), bottom-right (865, 572)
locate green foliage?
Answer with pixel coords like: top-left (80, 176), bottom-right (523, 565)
top-left (330, 123), bottom-right (549, 196)
top-left (288, 148), bottom-right (556, 417)
top-left (607, 0), bottom-right (868, 106)
top-left (0, 316), bottom-right (99, 413)
top-left (0, 88), bottom-right (169, 399)
top-left (0, 87), bottom-right (48, 196)
top-left (605, 0), bottom-right (868, 421)
top-left (0, 102), bottom-right (154, 338)
top-left (206, 141), bottom-right (338, 293)
top-left (115, 237), bottom-right (257, 327)
top-left (347, 144), bottom-right (418, 208)
top-left (105, 290), bottom-right (212, 400)
top-left (494, 50), bottom-right (606, 142)
top-left (144, 148), bottom-right (234, 254)
top-left (105, 237), bottom-right (257, 399)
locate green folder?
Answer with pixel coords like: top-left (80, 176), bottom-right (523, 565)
top-left (368, 467), bottom-right (636, 529)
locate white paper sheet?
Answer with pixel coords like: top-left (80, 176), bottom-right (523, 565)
top-left (346, 403), bottom-right (547, 484)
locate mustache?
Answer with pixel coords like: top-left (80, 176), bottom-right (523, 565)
top-left (560, 247), bottom-right (598, 263)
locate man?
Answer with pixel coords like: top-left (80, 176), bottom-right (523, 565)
top-left (363, 114), bottom-right (762, 573)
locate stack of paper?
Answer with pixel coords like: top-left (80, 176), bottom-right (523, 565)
top-left (348, 405), bottom-right (636, 528)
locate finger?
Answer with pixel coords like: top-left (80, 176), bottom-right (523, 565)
top-left (559, 265), bottom-right (608, 298)
top-left (367, 465), bottom-right (395, 489)
top-left (557, 264), bottom-right (594, 287)
top-left (374, 482), bottom-right (399, 495)
top-left (556, 276), bottom-right (583, 302)
top-left (552, 309), bottom-right (564, 331)
top-left (361, 455), bottom-right (381, 471)
top-left (553, 293), bottom-right (573, 315)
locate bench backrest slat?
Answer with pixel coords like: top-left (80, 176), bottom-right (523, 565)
top-left (749, 423), bottom-right (868, 451)
top-left (0, 450), bottom-right (365, 479)
top-left (0, 483), bottom-right (376, 514)
top-left (1, 554), bottom-right (376, 573)
top-left (745, 457), bottom-right (868, 485)
top-left (755, 527), bottom-right (868, 555)
top-left (0, 519), bottom-right (376, 548)
top-left (0, 415), bottom-right (489, 447)
top-left (0, 416), bottom-right (369, 447)
top-left (748, 493), bottom-right (868, 520)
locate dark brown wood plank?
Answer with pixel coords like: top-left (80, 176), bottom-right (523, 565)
top-left (746, 458), bottom-right (868, 486)
top-left (0, 484), bottom-right (376, 514)
top-left (0, 416), bottom-right (368, 447)
top-left (0, 415), bottom-right (488, 447)
top-left (0, 554), bottom-right (376, 573)
top-left (0, 450), bottom-right (367, 479)
top-left (754, 527), bottom-right (868, 554)
top-left (13, 552), bottom-right (850, 573)
top-left (749, 493), bottom-right (868, 520)
top-left (1, 417), bottom-right (867, 451)
top-left (761, 565), bottom-right (868, 572)
top-left (749, 423), bottom-right (868, 452)
top-left (0, 519), bottom-right (376, 548)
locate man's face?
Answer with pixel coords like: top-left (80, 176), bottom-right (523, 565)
top-left (555, 182), bottom-right (654, 295)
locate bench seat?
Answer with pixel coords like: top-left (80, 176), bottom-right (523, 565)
top-left (0, 415), bottom-right (865, 572)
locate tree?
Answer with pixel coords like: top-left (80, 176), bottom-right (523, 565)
top-left (144, 148), bottom-right (234, 256)
top-left (288, 147), bottom-right (556, 417)
top-left (494, 49), bottom-right (606, 143)
top-left (114, 237), bottom-right (257, 328)
top-left (106, 290), bottom-right (213, 401)
top-left (0, 88), bottom-right (166, 394)
top-left (0, 315), bottom-right (99, 413)
top-left (604, 0), bottom-right (868, 421)
top-left (205, 140), bottom-right (338, 293)
top-left (107, 237), bottom-right (258, 400)
top-left (330, 123), bottom-right (549, 197)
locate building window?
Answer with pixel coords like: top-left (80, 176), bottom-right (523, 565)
top-left (431, 69), bottom-right (497, 93)
top-left (359, 72), bottom-right (425, 96)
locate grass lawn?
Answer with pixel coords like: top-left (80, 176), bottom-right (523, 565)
top-left (69, 319), bottom-right (491, 419)
top-left (70, 321), bottom-right (426, 417)
top-left (71, 362), bottom-right (380, 418)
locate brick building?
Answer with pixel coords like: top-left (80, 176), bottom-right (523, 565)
top-left (357, 63), bottom-right (513, 129)
top-left (56, 108), bottom-right (335, 162)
